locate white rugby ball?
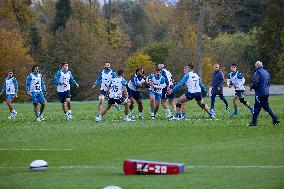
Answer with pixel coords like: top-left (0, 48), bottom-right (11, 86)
top-left (29, 160), bottom-right (48, 171)
top-left (103, 186), bottom-right (122, 189)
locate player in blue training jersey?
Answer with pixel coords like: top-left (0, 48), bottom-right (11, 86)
top-left (54, 62), bottom-right (79, 120)
top-left (158, 64), bottom-right (176, 119)
top-left (26, 65), bottom-right (47, 121)
top-left (168, 64), bottom-right (214, 120)
top-left (92, 62), bottom-right (118, 114)
top-left (127, 68), bottom-right (146, 120)
top-left (0, 70), bottom-right (18, 119)
top-left (146, 68), bottom-right (167, 119)
top-left (227, 64), bottom-right (253, 116)
top-left (96, 70), bottom-right (131, 122)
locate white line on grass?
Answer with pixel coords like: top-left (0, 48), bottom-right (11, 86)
top-left (1, 165), bottom-right (284, 169)
top-left (187, 165), bottom-right (284, 169)
top-left (0, 149), bottom-right (73, 151)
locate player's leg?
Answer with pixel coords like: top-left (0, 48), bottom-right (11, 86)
top-left (161, 99), bottom-right (172, 118)
top-left (128, 89), bottom-right (140, 120)
top-left (61, 102), bottom-right (67, 114)
top-left (65, 97), bottom-right (72, 118)
top-left (171, 94), bottom-right (188, 120)
top-left (6, 94), bottom-right (17, 119)
top-left (168, 98), bottom-right (176, 112)
top-left (96, 98), bottom-right (113, 122)
top-left (33, 103), bottom-right (41, 121)
top-left (260, 95), bottom-right (279, 125)
top-left (210, 94), bottom-right (216, 115)
top-left (168, 85), bottom-right (176, 111)
top-left (58, 91), bottom-right (67, 117)
top-left (154, 94), bottom-right (162, 118)
top-left (98, 90), bottom-right (106, 114)
top-left (64, 90), bottom-right (73, 120)
top-left (181, 102), bottom-right (187, 120)
top-left (195, 93), bottom-right (214, 119)
top-left (239, 96), bottom-right (254, 114)
top-left (149, 93), bottom-right (156, 119)
top-left (219, 94), bottom-right (229, 110)
top-left (123, 98), bottom-right (131, 121)
top-left (38, 92), bottom-right (46, 120)
top-left (248, 95), bottom-right (262, 126)
top-left (136, 93), bottom-right (144, 119)
top-left (101, 104), bottom-right (112, 116)
top-left (161, 88), bottom-right (172, 118)
top-left (129, 96), bottom-right (135, 119)
top-left (230, 95), bottom-right (239, 116)
top-left (31, 92), bottom-right (40, 121)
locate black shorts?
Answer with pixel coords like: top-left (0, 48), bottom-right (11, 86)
top-left (235, 90), bottom-right (245, 97)
top-left (161, 86), bottom-right (175, 100)
top-left (127, 86), bottom-right (141, 101)
top-left (58, 90), bottom-right (71, 103)
top-left (108, 97), bottom-right (125, 105)
top-left (185, 92), bottom-right (202, 101)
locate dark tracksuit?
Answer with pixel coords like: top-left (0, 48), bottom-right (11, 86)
top-left (210, 69), bottom-right (228, 110)
top-left (250, 66), bottom-right (278, 124)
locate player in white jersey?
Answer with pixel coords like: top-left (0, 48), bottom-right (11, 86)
top-left (54, 62), bottom-right (79, 120)
top-left (168, 64), bottom-right (214, 120)
top-left (146, 68), bottom-right (167, 119)
top-left (96, 70), bottom-right (131, 122)
top-left (0, 70), bottom-right (18, 119)
top-left (127, 68), bottom-right (146, 120)
top-left (92, 62), bottom-right (117, 114)
top-left (227, 64), bottom-right (253, 116)
top-left (158, 64), bottom-right (176, 119)
top-left (26, 65), bottom-right (47, 121)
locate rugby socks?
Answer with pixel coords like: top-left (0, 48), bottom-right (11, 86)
top-left (248, 106), bottom-right (253, 112)
top-left (165, 108), bottom-right (172, 117)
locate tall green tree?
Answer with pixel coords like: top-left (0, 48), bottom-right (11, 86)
top-left (255, 0), bottom-right (284, 81)
top-left (111, 1), bottom-right (151, 51)
top-left (52, 0), bottom-right (72, 32)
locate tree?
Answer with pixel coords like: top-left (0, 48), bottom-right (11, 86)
top-left (0, 27), bottom-right (34, 102)
top-left (143, 43), bottom-right (172, 65)
top-left (124, 53), bottom-right (155, 80)
top-left (46, 1), bottom-right (130, 100)
top-left (204, 32), bottom-right (259, 81)
top-left (111, 1), bottom-right (152, 51)
top-left (52, 0), bottom-right (72, 32)
top-left (255, 0), bottom-right (284, 82)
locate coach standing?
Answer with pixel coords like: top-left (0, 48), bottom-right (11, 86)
top-left (247, 61), bottom-right (280, 126)
top-left (210, 64), bottom-right (229, 116)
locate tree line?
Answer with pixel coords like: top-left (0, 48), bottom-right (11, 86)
top-left (0, 0), bottom-right (283, 102)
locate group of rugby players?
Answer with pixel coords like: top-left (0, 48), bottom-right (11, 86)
top-left (0, 61), bottom-right (280, 126)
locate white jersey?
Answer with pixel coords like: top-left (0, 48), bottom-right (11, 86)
top-left (127, 74), bottom-right (146, 91)
top-left (101, 70), bottom-right (114, 91)
top-left (57, 70), bottom-right (71, 92)
top-left (147, 74), bottom-right (166, 94)
top-left (227, 71), bottom-right (245, 90)
top-left (29, 73), bottom-right (43, 92)
top-left (162, 69), bottom-right (174, 86)
top-left (186, 72), bottom-right (201, 93)
top-left (5, 78), bottom-right (16, 94)
top-left (109, 77), bottom-right (126, 99)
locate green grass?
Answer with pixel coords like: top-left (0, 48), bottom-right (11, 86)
top-left (0, 96), bottom-right (283, 189)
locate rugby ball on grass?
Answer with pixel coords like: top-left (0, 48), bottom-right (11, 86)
top-left (29, 160), bottom-right (48, 171)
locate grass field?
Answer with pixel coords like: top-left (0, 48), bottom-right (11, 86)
top-left (0, 96), bottom-right (283, 189)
